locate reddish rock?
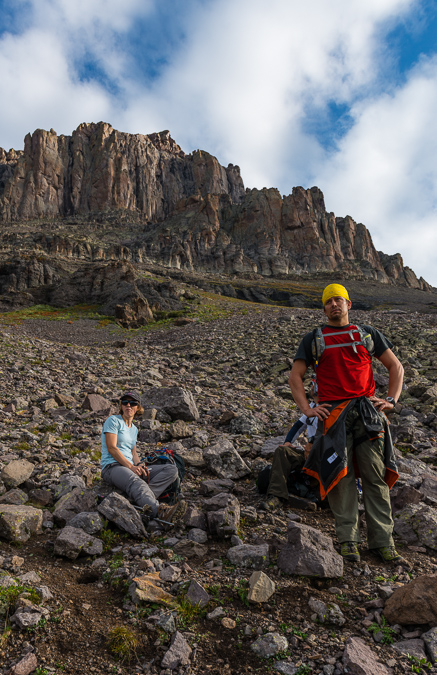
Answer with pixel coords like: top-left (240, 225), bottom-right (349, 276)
top-left (384, 575), bottom-right (437, 625)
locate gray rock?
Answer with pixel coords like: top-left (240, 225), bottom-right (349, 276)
top-left (308, 597), bottom-right (346, 626)
top-left (394, 503), bottom-right (437, 549)
top-left (81, 393), bottom-right (112, 412)
top-left (260, 436), bottom-right (287, 458)
top-left (6, 651), bottom-right (38, 675)
top-left (142, 387), bottom-right (199, 421)
top-left (205, 493), bottom-right (240, 538)
top-left (159, 565), bottom-right (181, 582)
top-left (0, 504), bottom-right (43, 543)
top-left (53, 487), bottom-right (98, 527)
top-left (203, 439), bottom-right (250, 479)
top-left (178, 447), bottom-right (205, 467)
top-left (273, 663), bottom-right (298, 675)
top-left (227, 543), bottom-right (269, 568)
top-left (10, 604), bottom-right (49, 629)
top-left (186, 579), bottom-right (211, 608)
top-left (68, 511), bottom-right (105, 535)
top-left (97, 493), bottom-right (146, 538)
top-left (156, 611), bottom-right (176, 633)
top-left (53, 475), bottom-right (87, 500)
top-left (35, 585), bottom-right (54, 601)
top-left (251, 632), bottom-right (288, 658)
top-left (199, 478), bottom-right (234, 496)
top-left (248, 571), bottom-right (275, 603)
top-left (183, 505), bottom-right (207, 530)
top-left (277, 522), bottom-right (343, 578)
top-left (392, 638), bottom-right (426, 660)
top-left (343, 636), bottom-right (392, 675)
top-left (229, 414), bottom-right (264, 435)
top-left (188, 528), bottom-right (208, 543)
top-left (173, 539), bottom-right (208, 558)
top-left (423, 627), bottom-right (437, 664)
top-left (207, 607), bottom-right (225, 619)
top-left (54, 526), bottom-right (103, 559)
top-left (1, 460), bottom-right (35, 489)
top-left (161, 630), bottom-right (192, 669)
top-left (0, 488), bottom-right (29, 505)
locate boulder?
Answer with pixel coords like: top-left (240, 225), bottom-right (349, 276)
top-left (185, 580), bottom-right (211, 608)
top-left (203, 439), bottom-right (250, 479)
top-left (251, 633), bottom-right (288, 658)
top-left (81, 393), bottom-right (113, 412)
top-left (68, 511), bottom-right (105, 535)
top-left (384, 575), bottom-right (437, 625)
top-left (248, 571), bottom-right (275, 603)
top-left (161, 631), bottom-right (192, 669)
top-left (343, 637), bottom-right (392, 675)
top-left (0, 505), bottom-right (43, 543)
top-left (53, 488), bottom-right (98, 527)
top-left (54, 526), bottom-right (103, 559)
top-left (227, 543), bottom-right (269, 568)
top-left (142, 387), bottom-right (199, 421)
top-left (1, 460), bottom-right (35, 489)
top-left (393, 503), bottom-right (437, 550)
top-left (277, 521), bottom-right (343, 578)
top-left (97, 493), bottom-right (146, 538)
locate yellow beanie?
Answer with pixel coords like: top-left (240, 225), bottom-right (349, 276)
top-left (322, 283), bottom-right (350, 307)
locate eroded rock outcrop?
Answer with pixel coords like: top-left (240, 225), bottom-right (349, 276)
top-left (0, 123), bottom-right (432, 290)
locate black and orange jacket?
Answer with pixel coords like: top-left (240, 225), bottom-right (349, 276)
top-left (302, 397), bottom-right (399, 500)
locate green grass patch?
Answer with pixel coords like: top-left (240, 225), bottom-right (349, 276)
top-left (0, 304), bottom-right (113, 325)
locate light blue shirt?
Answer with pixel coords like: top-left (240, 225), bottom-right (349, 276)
top-left (101, 415), bottom-right (138, 469)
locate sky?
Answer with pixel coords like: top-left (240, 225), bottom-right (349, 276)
top-left (0, 0), bottom-right (436, 286)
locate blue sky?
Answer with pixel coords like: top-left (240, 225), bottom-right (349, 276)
top-left (0, 0), bottom-right (436, 287)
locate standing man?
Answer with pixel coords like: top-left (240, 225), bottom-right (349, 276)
top-left (289, 283), bottom-right (405, 564)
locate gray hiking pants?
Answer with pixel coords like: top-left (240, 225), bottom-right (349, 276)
top-left (101, 462), bottom-right (178, 517)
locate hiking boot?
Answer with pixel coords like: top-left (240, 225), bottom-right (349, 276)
top-left (376, 546), bottom-right (409, 566)
top-left (260, 496), bottom-right (282, 511)
top-left (340, 541), bottom-right (360, 562)
top-left (156, 500), bottom-right (187, 524)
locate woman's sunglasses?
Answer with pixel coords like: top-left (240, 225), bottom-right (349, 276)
top-left (121, 400), bottom-right (138, 407)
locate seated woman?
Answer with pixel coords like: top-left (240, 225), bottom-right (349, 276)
top-left (100, 391), bottom-right (186, 524)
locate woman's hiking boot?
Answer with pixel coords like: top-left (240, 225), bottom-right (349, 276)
top-left (340, 541), bottom-right (360, 562)
top-left (157, 500), bottom-right (187, 524)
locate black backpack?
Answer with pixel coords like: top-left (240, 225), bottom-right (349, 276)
top-left (257, 464), bottom-right (322, 505)
top-left (143, 448), bottom-right (186, 505)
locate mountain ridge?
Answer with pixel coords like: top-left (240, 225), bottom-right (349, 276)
top-left (0, 122), bottom-right (433, 320)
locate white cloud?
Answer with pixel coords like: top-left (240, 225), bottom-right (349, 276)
top-left (315, 55), bottom-right (437, 286)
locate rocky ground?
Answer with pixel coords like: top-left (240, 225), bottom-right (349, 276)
top-left (1, 295), bottom-right (437, 675)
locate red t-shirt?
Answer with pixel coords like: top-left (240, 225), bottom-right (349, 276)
top-left (294, 324), bottom-right (392, 402)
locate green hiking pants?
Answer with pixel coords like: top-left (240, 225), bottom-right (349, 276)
top-left (327, 407), bottom-right (394, 549)
top-left (267, 445), bottom-right (305, 500)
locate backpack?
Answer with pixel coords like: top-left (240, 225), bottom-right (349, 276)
top-left (311, 325), bottom-right (374, 366)
top-left (143, 448), bottom-right (186, 505)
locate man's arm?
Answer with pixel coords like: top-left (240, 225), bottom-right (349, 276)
top-left (370, 348), bottom-right (404, 412)
top-left (289, 360), bottom-right (331, 420)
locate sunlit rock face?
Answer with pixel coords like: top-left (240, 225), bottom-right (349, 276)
top-left (0, 122), bottom-right (431, 290)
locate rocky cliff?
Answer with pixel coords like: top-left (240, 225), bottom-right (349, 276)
top-left (0, 122), bottom-right (432, 291)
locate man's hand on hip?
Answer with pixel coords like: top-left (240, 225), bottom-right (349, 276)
top-left (369, 396), bottom-right (394, 412)
top-left (303, 403), bottom-right (331, 420)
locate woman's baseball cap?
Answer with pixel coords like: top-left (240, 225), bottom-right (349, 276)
top-left (120, 391), bottom-right (141, 403)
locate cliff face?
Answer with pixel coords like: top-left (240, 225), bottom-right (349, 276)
top-left (0, 122), bottom-right (431, 291)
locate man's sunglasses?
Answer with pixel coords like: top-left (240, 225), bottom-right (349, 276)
top-left (121, 400), bottom-right (138, 407)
